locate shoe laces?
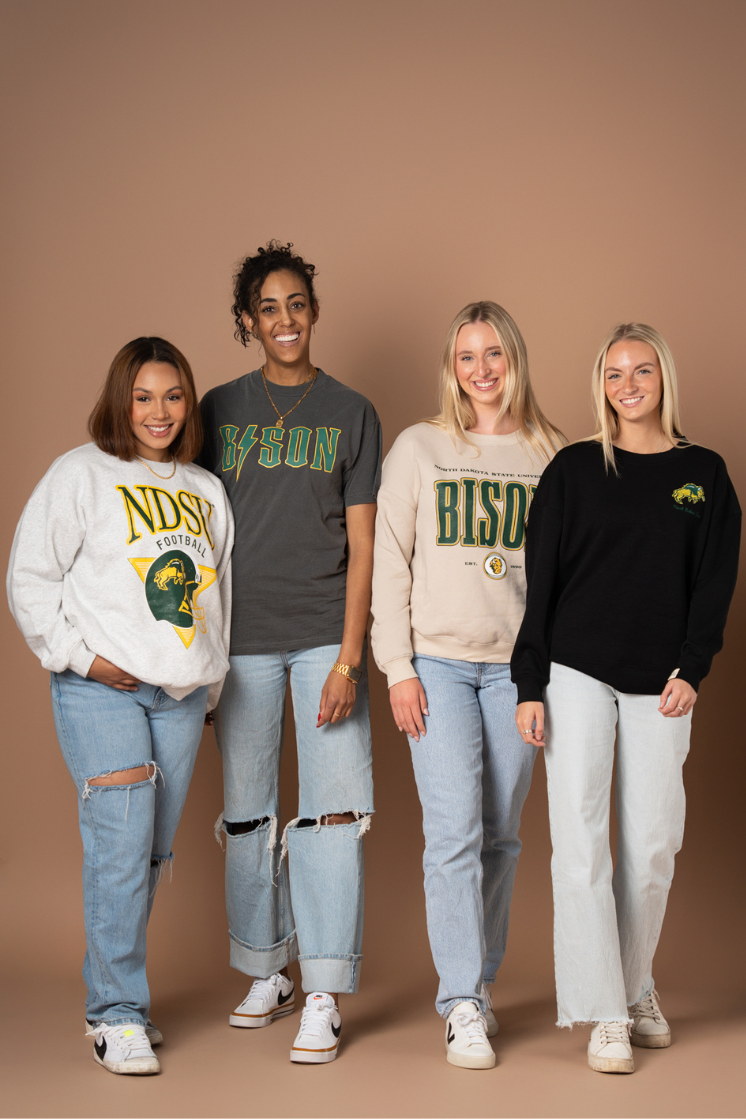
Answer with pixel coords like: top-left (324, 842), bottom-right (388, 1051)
top-left (598, 1021), bottom-right (629, 1046)
top-left (455, 1007), bottom-right (489, 1043)
top-left (244, 974), bottom-right (281, 1004)
top-left (95, 1023), bottom-right (152, 1057)
top-left (630, 990), bottom-right (663, 1021)
top-left (298, 1001), bottom-right (335, 1039)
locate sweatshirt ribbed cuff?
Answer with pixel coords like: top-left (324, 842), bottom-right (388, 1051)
top-left (68, 639), bottom-right (96, 679)
top-left (515, 678), bottom-right (545, 704)
top-left (384, 657), bottom-right (419, 688)
top-left (674, 661), bottom-right (702, 693)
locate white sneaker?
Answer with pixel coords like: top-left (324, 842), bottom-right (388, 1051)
top-left (86, 1018), bottom-right (163, 1046)
top-left (445, 1001), bottom-right (496, 1069)
top-left (290, 993), bottom-right (342, 1064)
top-left (92, 1022), bottom-right (160, 1075)
top-left (587, 1021), bottom-right (634, 1074)
top-left (480, 984), bottom-right (499, 1038)
top-left (230, 972), bottom-right (295, 1027)
top-left (629, 989), bottom-right (671, 1048)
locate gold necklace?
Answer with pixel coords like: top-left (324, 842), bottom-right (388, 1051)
top-left (135, 454), bottom-right (177, 479)
top-left (261, 365), bottom-right (317, 428)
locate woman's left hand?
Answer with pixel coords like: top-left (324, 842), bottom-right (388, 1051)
top-left (658, 678), bottom-right (697, 717)
top-left (318, 670), bottom-right (357, 727)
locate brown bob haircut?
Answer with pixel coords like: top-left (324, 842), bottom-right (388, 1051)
top-left (88, 337), bottom-right (202, 463)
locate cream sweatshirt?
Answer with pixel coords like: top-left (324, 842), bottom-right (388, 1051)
top-left (371, 423), bottom-right (549, 686)
top-left (7, 444), bottom-right (234, 708)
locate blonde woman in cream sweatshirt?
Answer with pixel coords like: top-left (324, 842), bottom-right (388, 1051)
top-left (371, 302), bottom-right (563, 1069)
top-left (7, 338), bottom-right (233, 1076)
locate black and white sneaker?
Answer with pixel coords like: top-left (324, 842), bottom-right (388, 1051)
top-left (92, 1023), bottom-right (160, 1075)
top-left (86, 1018), bottom-right (163, 1046)
top-left (230, 973), bottom-right (295, 1028)
top-left (445, 1001), bottom-right (496, 1069)
top-left (290, 993), bottom-right (342, 1063)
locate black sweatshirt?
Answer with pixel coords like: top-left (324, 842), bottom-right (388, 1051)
top-left (510, 441), bottom-right (741, 702)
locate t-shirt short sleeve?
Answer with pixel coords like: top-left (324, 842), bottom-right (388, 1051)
top-left (343, 401), bottom-right (382, 506)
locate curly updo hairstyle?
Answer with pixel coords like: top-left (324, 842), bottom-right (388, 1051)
top-left (232, 240), bottom-right (318, 346)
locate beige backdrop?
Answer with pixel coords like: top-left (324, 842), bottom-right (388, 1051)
top-left (2, 2), bottom-right (744, 1117)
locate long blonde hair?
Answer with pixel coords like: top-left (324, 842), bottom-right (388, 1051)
top-left (428, 301), bottom-right (564, 460)
top-left (589, 322), bottom-right (687, 471)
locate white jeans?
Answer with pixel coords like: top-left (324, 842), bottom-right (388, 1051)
top-left (544, 663), bottom-right (691, 1026)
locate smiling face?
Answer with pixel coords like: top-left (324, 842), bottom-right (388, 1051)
top-left (243, 268), bottom-right (318, 372)
top-left (130, 361), bottom-right (187, 461)
top-left (604, 340), bottom-right (663, 428)
top-left (454, 321), bottom-right (509, 409)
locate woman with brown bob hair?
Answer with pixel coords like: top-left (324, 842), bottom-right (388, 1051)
top-left (8, 336), bottom-right (234, 1076)
top-left (89, 336), bottom-right (203, 462)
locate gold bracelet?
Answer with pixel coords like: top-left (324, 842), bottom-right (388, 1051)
top-left (332, 661), bottom-right (362, 684)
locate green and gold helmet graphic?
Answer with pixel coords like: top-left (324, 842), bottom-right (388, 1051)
top-left (672, 483), bottom-right (705, 505)
top-left (146, 550), bottom-right (200, 628)
top-left (129, 551), bottom-right (217, 648)
top-left (483, 552), bottom-right (508, 579)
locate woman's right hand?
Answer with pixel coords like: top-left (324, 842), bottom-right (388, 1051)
top-left (390, 678), bottom-right (429, 742)
top-left (516, 701), bottom-right (546, 747)
top-left (87, 655), bottom-right (140, 691)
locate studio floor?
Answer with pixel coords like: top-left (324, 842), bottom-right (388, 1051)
top-left (3, 969), bottom-right (744, 1119)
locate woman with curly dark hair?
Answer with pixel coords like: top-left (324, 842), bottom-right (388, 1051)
top-left (198, 242), bottom-right (381, 1064)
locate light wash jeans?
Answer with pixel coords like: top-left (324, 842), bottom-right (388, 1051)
top-left (409, 655), bottom-right (537, 1019)
top-left (544, 662), bottom-right (692, 1026)
top-left (214, 646), bottom-right (374, 994)
top-left (50, 669), bottom-right (207, 1026)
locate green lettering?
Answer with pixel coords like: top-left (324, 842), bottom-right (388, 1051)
top-left (259, 426), bottom-right (284, 469)
top-left (177, 491), bottom-right (203, 535)
top-left (310, 427), bottom-right (341, 472)
top-left (285, 426), bottom-right (312, 468)
top-left (150, 488), bottom-right (181, 532)
top-left (219, 425), bottom-right (239, 471)
top-left (461, 479), bottom-right (478, 546)
top-left (434, 480), bottom-right (460, 545)
top-left (194, 496), bottom-right (215, 548)
top-left (477, 480), bottom-right (503, 548)
top-left (117, 485), bottom-right (156, 544)
top-left (501, 481), bottom-right (529, 550)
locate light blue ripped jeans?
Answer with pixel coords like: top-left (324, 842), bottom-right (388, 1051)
top-left (214, 646), bottom-right (374, 995)
top-left (50, 669), bottom-right (207, 1027)
top-left (409, 655), bottom-right (537, 1019)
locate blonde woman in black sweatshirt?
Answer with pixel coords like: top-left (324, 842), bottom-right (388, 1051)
top-left (511, 323), bottom-right (740, 1075)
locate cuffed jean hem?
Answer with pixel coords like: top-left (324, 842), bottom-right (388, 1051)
top-left (90, 1015), bottom-right (148, 1028)
top-left (441, 996), bottom-right (485, 1021)
top-left (229, 930), bottom-right (298, 977)
top-left (298, 954), bottom-right (362, 994)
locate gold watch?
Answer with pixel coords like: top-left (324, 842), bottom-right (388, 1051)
top-left (332, 662), bottom-right (362, 684)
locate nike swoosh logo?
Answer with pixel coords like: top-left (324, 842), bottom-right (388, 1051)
top-left (332, 1023), bottom-right (341, 1038)
top-left (94, 1038), bottom-right (107, 1059)
top-left (447, 1027), bottom-right (455, 1044)
top-left (277, 989), bottom-right (293, 1006)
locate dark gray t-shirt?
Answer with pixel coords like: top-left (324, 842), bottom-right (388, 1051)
top-left (198, 369), bottom-right (381, 654)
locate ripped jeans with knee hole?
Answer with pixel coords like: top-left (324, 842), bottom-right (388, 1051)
top-left (50, 670), bottom-right (207, 1027)
top-left (213, 647), bottom-right (374, 994)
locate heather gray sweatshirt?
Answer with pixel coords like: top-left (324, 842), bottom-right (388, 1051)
top-left (7, 443), bottom-right (234, 707)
